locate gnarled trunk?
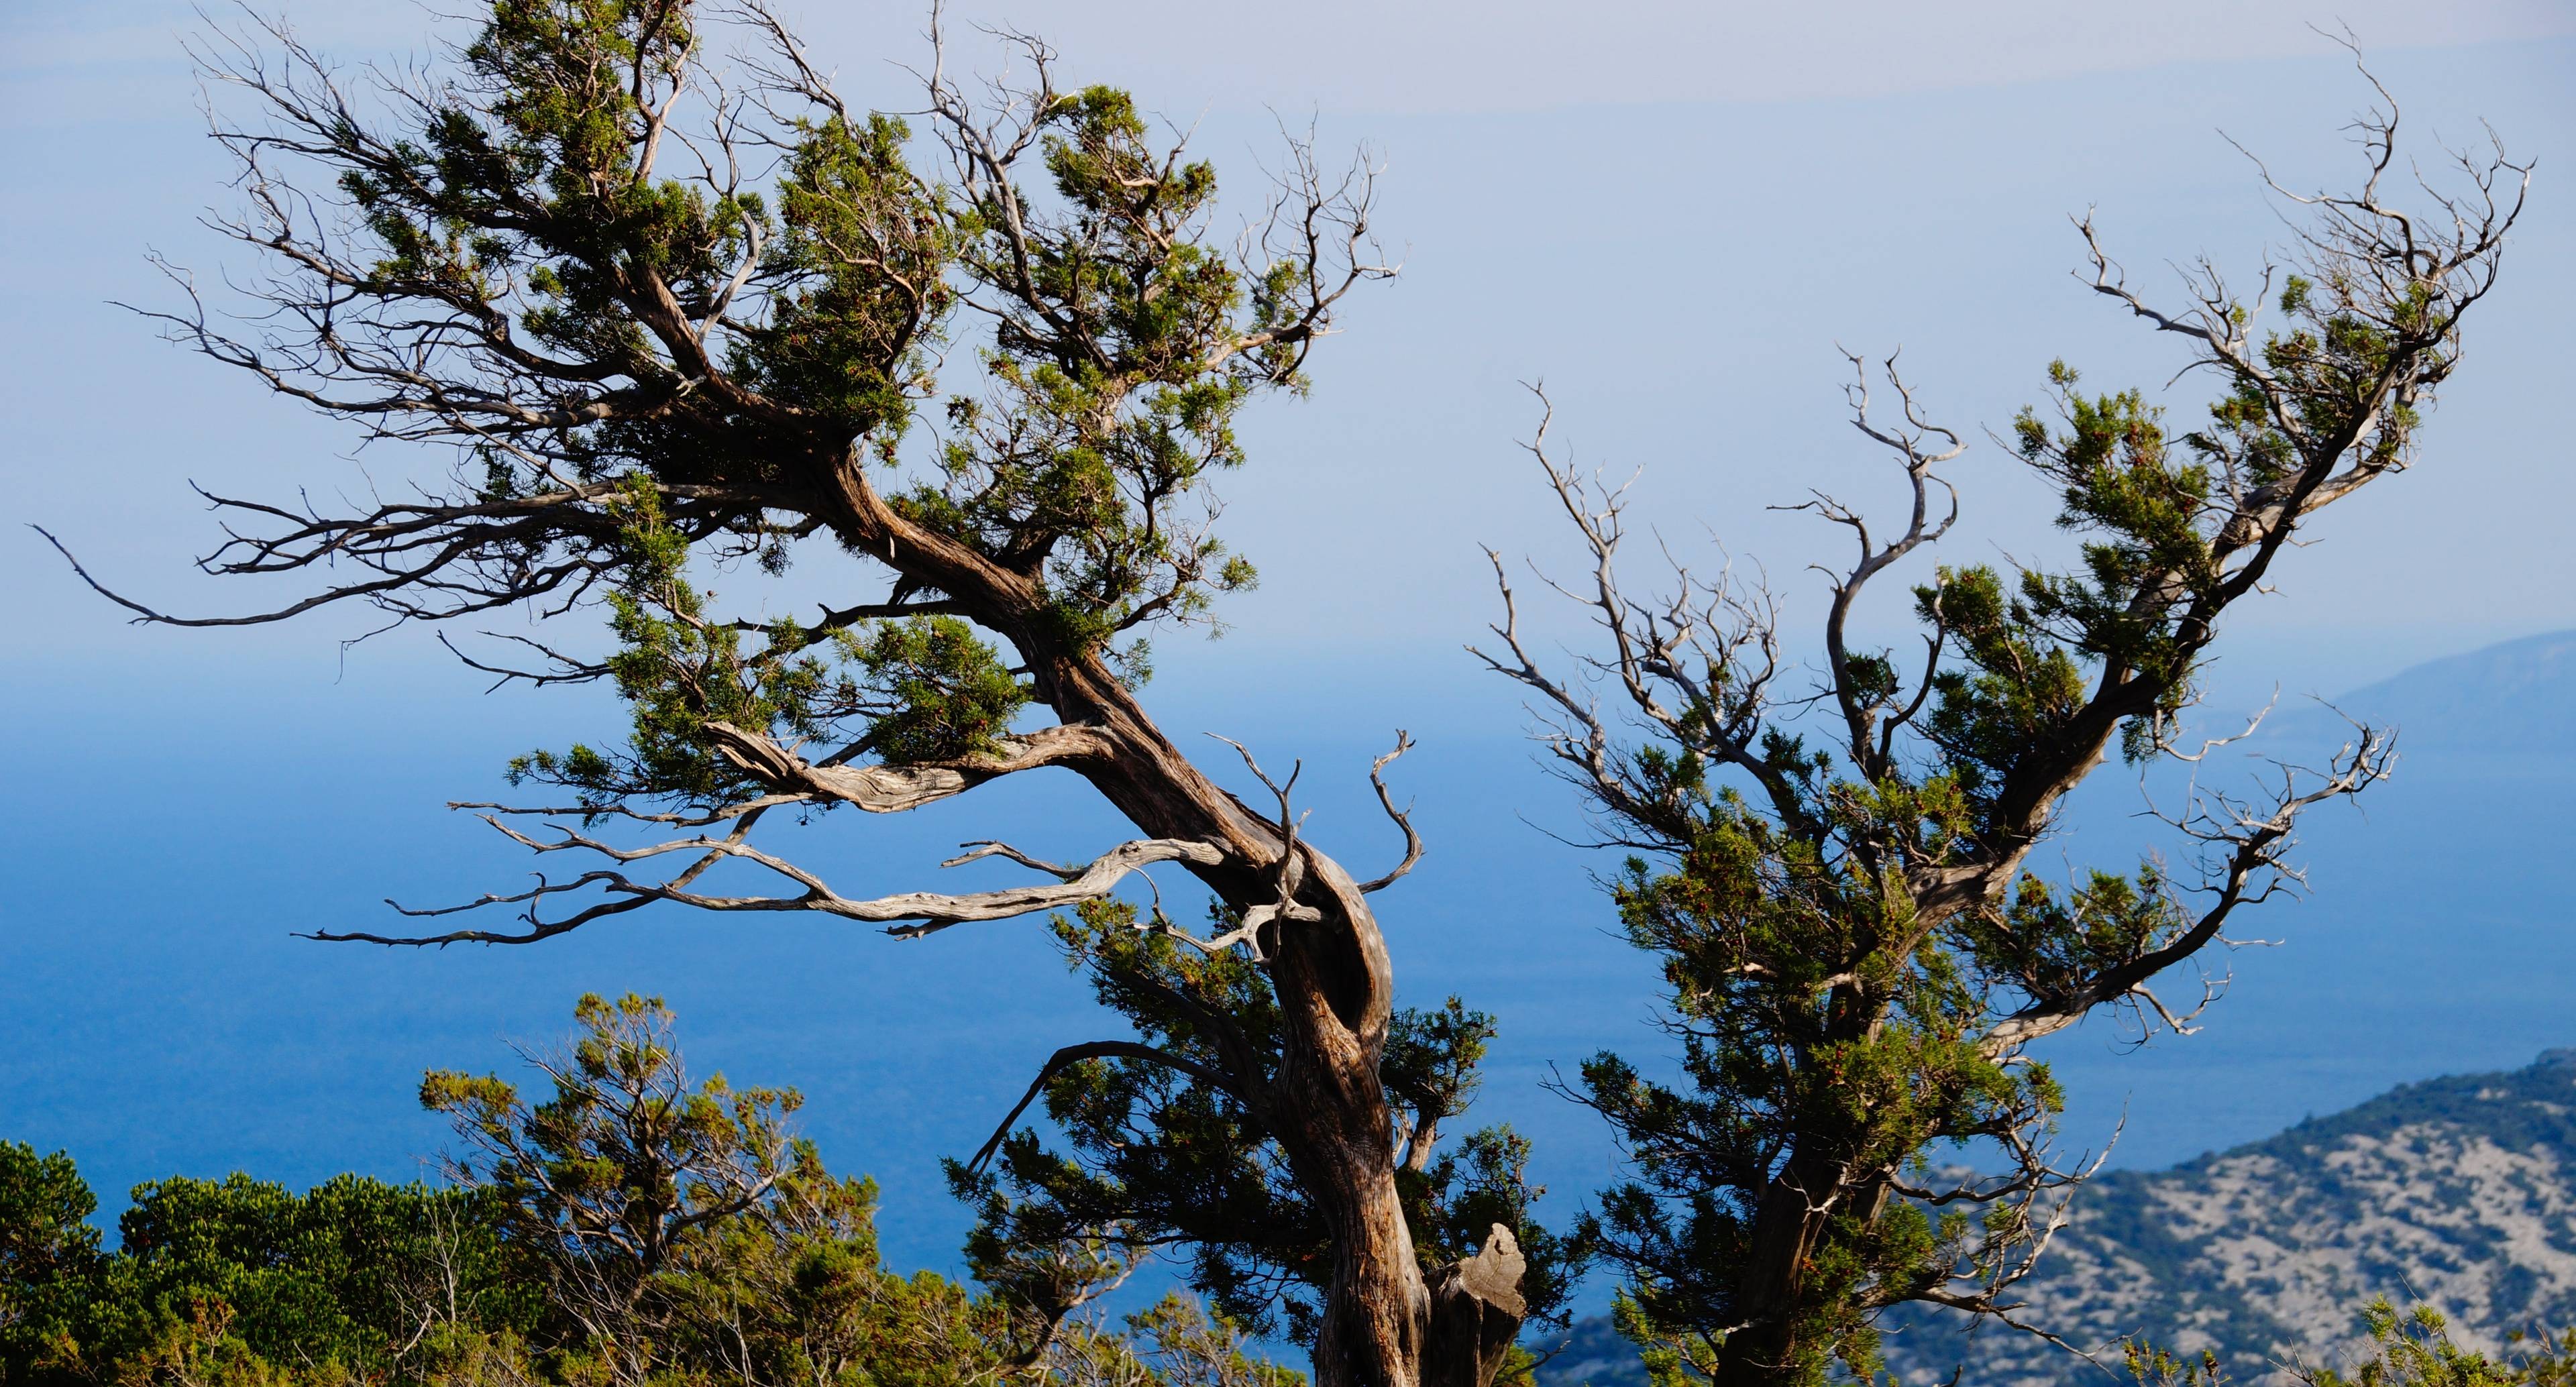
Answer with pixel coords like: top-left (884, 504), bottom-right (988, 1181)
top-left (1714, 1156), bottom-right (1837, 1385)
top-left (1069, 679), bottom-right (1527, 1386)
top-left (813, 476), bottom-right (1528, 1385)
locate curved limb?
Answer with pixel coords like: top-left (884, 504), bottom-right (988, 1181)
top-left (705, 720), bottom-right (1112, 815)
top-left (1784, 348), bottom-right (1964, 785)
top-left (1354, 731), bottom-right (1424, 894)
top-left (1978, 720), bottom-right (2394, 1054)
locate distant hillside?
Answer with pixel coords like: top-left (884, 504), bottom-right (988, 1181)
top-left (1536, 1048), bottom-right (2576, 1385)
top-left (2268, 627), bottom-right (2576, 759)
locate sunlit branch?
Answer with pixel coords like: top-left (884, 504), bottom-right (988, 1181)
top-left (1354, 731), bottom-right (1424, 893)
top-left (704, 720), bottom-right (1112, 815)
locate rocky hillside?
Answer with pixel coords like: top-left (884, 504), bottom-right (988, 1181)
top-left (1540, 1048), bottom-right (2576, 1384)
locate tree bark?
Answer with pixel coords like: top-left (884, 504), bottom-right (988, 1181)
top-left (1426, 1227), bottom-right (1530, 1387)
top-left (1713, 1154), bottom-right (1834, 1385)
top-left (816, 461), bottom-right (1522, 1386)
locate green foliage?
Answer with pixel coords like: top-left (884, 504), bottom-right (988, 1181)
top-left (509, 485), bottom-right (1032, 810)
top-left (950, 900), bottom-right (1572, 1348)
top-left (1955, 868), bottom-right (2188, 1008)
top-left (953, 899), bottom-right (1313, 1339)
top-left (416, 989), bottom-right (817, 1374)
top-left (1383, 999), bottom-right (1577, 1314)
top-left (144, 2), bottom-right (1507, 1373)
top-left (741, 107), bottom-right (953, 444)
top-left (2119, 1298), bottom-right (2576, 1387)
top-left (912, 80), bottom-right (1273, 649)
top-left (1408, 1126), bottom-right (1574, 1330)
top-left (0, 1143), bottom-right (103, 1382)
top-left (275, 0), bottom-right (1311, 794)
top-left (1568, 490), bottom-right (2229, 1377)
top-left (2287, 1301), bottom-right (2576, 1387)
top-left (1563, 778), bottom-right (2065, 1378)
top-left (1970, 360), bottom-right (2217, 768)
top-left (110, 1175), bottom-right (537, 1385)
top-left (1533, 109), bottom-right (2505, 1372)
top-left (835, 617), bottom-right (1033, 765)
top-left (642, 1167), bottom-right (1018, 1387)
top-left (2127, 1340), bottom-right (2235, 1387)
top-left (1089, 1294), bottom-right (1309, 1387)
top-left (3, 995), bottom-right (1301, 1387)
top-left (221, 0), bottom-right (1335, 800)
top-left (0, 1150), bottom-right (531, 1387)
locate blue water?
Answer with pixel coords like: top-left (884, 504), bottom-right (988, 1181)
top-left (6, 636), bottom-right (2572, 1324)
top-left (0, 651), bottom-right (1639, 1281)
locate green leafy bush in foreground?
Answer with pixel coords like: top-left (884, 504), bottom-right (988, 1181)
top-left (0, 995), bottom-right (1294, 1387)
top-left (9, 999), bottom-right (2569, 1387)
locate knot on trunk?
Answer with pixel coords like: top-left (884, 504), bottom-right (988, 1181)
top-left (1424, 1223), bottom-right (1527, 1387)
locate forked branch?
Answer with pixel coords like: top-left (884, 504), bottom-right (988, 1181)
top-left (1355, 731), bottom-right (1424, 893)
top-left (1472, 389), bottom-right (1805, 835)
top-left (1980, 720), bottom-right (2394, 1054)
top-left (1792, 349), bottom-right (1963, 782)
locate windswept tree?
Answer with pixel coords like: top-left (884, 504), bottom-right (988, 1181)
top-left (1477, 64), bottom-right (2526, 1385)
top-left (41, 3), bottom-right (1556, 1382)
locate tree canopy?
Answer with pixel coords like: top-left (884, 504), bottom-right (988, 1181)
top-left (34, 3), bottom-right (2542, 1384)
top-left (1478, 56), bottom-right (2527, 1386)
top-left (41, 3), bottom-right (1554, 1382)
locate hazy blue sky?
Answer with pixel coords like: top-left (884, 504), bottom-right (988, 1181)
top-left (3, 0), bottom-right (2571, 1304)
top-left (9, 2), bottom-right (2572, 691)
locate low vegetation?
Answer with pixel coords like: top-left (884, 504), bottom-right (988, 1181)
top-left (2127, 1302), bottom-right (2573, 1387)
top-left (0, 997), bottom-right (1299, 1387)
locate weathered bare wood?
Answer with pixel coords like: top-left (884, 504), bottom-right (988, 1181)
top-left (1424, 1227), bottom-right (1530, 1387)
top-left (704, 720), bottom-right (1112, 814)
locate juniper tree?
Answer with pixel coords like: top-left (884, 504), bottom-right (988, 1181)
top-left (419, 991), bottom-right (1061, 1384)
top-left (1477, 66), bottom-right (2527, 1385)
top-left (41, 4), bottom-right (1556, 1382)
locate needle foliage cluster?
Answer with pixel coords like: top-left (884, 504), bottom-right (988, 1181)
top-left (280, 0), bottom-right (1322, 805)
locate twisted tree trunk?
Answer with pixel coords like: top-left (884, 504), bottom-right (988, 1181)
top-left (824, 466), bottom-right (1524, 1387)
